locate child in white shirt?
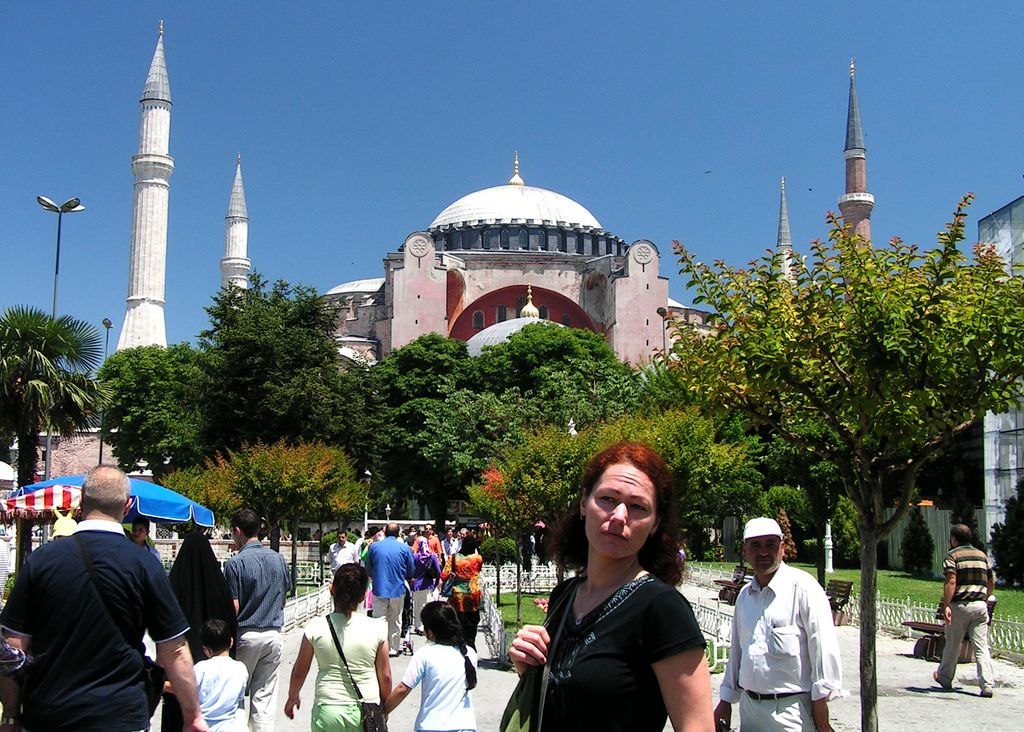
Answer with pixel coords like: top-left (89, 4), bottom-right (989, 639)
top-left (192, 618), bottom-right (249, 732)
top-left (382, 601), bottom-right (477, 732)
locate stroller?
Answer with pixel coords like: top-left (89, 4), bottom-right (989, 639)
top-left (397, 585), bottom-right (415, 656)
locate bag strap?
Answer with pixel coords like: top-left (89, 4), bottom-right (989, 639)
top-left (325, 614), bottom-right (365, 701)
top-left (537, 578), bottom-right (579, 728)
top-left (73, 534), bottom-right (148, 668)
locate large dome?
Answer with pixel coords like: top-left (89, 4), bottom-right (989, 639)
top-left (430, 184), bottom-right (602, 230)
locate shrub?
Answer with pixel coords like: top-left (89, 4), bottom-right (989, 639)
top-left (830, 495), bottom-right (860, 568)
top-left (991, 478), bottom-right (1024, 587)
top-left (480, 536), bottom-right (517, 564)
top-left (900, 505), bottom-right (935, 575)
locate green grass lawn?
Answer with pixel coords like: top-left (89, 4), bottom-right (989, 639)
top-left (689, 562), bottom-right (1024, 620)
top-left (496, 591), bottom-right (551, 630)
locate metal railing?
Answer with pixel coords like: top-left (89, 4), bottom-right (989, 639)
top-left (282, 584), bottom-right (333, 632)
top-left (480, 563), bottom-right (562, 594)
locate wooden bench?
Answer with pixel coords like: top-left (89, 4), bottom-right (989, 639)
top-left (901, 604), bottom-right (973, 663)
top-left (713, 566), bottom-right (753, 605)
top-left (825, 580), bottom-right (854, 626)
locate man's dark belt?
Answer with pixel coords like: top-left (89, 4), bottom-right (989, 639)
top-left (745, 689), bottom-right (806, 701)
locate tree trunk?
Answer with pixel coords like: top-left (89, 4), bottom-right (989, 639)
top-left (515, 529), bottom-right (523, 624)
top-left (16, 431), bottom-right (39, 490)
top-left (858, 518), bottom-right (880, 732)
top-left (290, 514), bottom-right (299, 598)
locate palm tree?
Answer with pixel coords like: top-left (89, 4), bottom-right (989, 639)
top-left (0, 306), bottom-right (109, 488)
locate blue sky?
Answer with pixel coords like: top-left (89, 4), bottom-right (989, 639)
top-left (3, 2), bottom-right (1023, 347)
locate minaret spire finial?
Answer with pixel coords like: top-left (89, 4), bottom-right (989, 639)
top-left (237, 152), bottom-right (241, 165)
top-left (850, 57), bottom-right (855, 78)
top-left (508, 149), bottom-right (525, 186)
top-left (159, 20), bottom-right (164, 37)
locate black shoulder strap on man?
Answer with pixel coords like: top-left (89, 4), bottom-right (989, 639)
top-left (72, 533), bottom-right (164, 712)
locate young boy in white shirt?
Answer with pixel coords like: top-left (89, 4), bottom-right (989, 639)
top-left (192, 618), bottom-right (249, 731)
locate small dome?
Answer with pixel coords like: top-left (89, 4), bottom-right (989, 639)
top-left (466, 317), bottom-right (564, 357)
top-left (325, 277), bottom-right (385, 296)
top-left (430, 184), bottom-right (602, 230)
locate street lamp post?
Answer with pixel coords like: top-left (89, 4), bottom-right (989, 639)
top-left (656, 307), bottom-right (669, 353)
top-left (98, 318), bottom-right (113, 464)
top-left (37, 195), bottom-right (85, 482)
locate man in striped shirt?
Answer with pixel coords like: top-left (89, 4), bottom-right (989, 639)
top-left (225, 508), bottom-right (291, 730)
top-left (934, 523), bottom-right (996, 697)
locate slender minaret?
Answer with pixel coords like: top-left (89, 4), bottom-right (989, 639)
top-left (837, 59), bottom-right (874, 242)
top-left (118, 22), bottom-right (173, 349)
top-left (221, 154), bottom-right (251, 289)
top-left (777, 177), bottom-right (794, 279)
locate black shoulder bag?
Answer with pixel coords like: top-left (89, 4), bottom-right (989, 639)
top-left (325, 614), bottom-right (388, 732)
top-left (73, 534), bottom-right (165, 716)
top-left (499, 577), bottom-right (579, 732)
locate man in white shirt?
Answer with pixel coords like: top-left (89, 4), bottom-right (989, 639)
top-left (328, 533), bottom-right (359, 573)
top-left (714, 517), bottom-right (842, 732)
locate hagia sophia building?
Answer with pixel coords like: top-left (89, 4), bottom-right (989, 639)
top-left (117, 28), bottom-right (872, 367)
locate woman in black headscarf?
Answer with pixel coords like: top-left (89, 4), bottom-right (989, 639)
top-left (161, 531), bottom-right (238, 729)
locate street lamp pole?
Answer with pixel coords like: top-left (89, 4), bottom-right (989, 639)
top-left (98, 318), bottom-right (113, 465)
top-left (36, 195), bottom-right (86, 482)
top-left (656, 307), bottom-right (669, 354)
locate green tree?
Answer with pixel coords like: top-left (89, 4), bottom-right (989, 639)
top-left (0, 306), bottom-right (108, 487)
top-left (474, 323), bottom-right (640, 429)
top-left (990, 477), bottom-right (1024, 586)
top-left (372, 334), bottom-right (486, 526)
top-left (98, 344), bottom-right (205, 481)
top-left (199, 276), bottom-right (355, 456)
top-left (669, 196), bottom-right (1024, 732)
top-left (166, 440), bottom-right (365, 544)
top-left (900, 504), bottom-right (935, 575)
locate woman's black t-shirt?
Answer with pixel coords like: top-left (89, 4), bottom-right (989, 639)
top-left (540, 574), bottom-right (706, 732)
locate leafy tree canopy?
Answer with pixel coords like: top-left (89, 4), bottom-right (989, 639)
top-left (669, 196), bottom-right (1024, 732)
top-left (98, 344), bottom-right (205, 481)
top-left (0, 306), bottom-right (108, 487)
top-left (198, 275), bottom-right (354, 455)
top-left (165, 440), bottom-right (364, 538)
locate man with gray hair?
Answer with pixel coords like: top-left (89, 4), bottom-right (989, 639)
top-left (714, 517), bottom-right (842, 731)
top-left (0, 465), bottom-right (207, 731)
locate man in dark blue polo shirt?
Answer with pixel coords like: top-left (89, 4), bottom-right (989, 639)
top-left (0, 465), bottom-right (207, 732)
top-left (365, 522), bottom-right (415, 655)
top-left (224, 508), bottom-right (290, 732)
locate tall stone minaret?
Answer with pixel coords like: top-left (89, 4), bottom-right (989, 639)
top-left (118, 22), bottom-right (173, 350)
top-left (777, 177), bottom-right (794, 280)
top-left (838, 59), bottom-right (874, 243)
top-left (221, 154), bottom-right (250, 289)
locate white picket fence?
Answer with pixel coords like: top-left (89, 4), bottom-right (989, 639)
top-left (282, 583), bottom-right (333, 632)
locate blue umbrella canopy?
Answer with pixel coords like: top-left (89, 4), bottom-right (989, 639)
top-left (13, 475), bottom-right (214, 527)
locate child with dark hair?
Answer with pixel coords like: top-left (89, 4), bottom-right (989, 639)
top-left (190, 618), bottom-right (248, 731)
top-left (382, 601), bottom-right (477, 731)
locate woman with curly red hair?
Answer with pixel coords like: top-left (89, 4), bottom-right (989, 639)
top-left (508, 442), bottom-right (713, 732)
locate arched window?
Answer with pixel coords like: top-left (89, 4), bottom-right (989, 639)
top-left (562, 313), bottom-right (571, 326)
top-left (497, 305), bottom-right (508, 322)
top-left (539, 305), bottom-right (549, 320)
top-left (472, 311), bottom-right (484, 330)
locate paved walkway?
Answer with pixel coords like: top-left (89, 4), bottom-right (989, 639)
top-left (154, 584), bottom-right (1023, 731)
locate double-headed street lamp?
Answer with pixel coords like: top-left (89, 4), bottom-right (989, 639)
top-left (37, 195), bottom-right (86, 482)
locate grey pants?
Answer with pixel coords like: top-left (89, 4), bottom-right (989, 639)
top-left (936, 599), bottom-right (995, 691)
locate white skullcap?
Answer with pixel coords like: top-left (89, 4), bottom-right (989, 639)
top-left (743, 517), bottom-right (783, 541)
